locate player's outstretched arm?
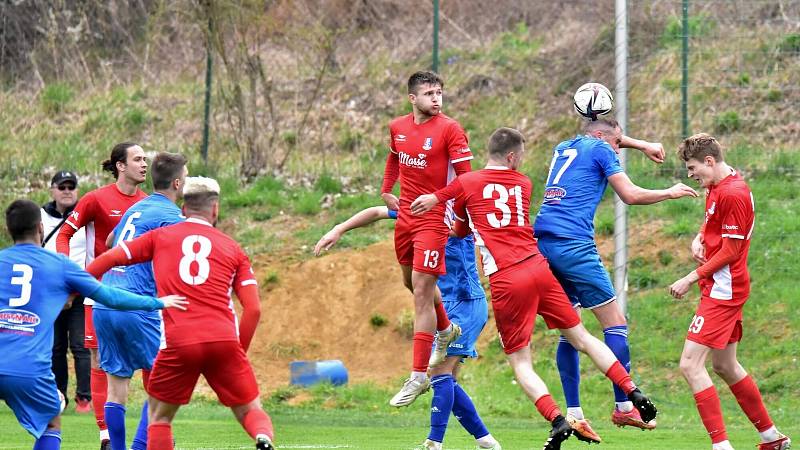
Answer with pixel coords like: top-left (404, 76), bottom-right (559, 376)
top-left (620, 135), bottom-right (665, 164)
top-left (313, 206), bottom-right (391, 256)
top-left (608, 172), bottom-right (698, 205)
top-left (85, 234), bottom-right (155, 278)
top-left (90, 284), bottom-right (187, 311)
top-left (410, 178), bottom-right (464, 215)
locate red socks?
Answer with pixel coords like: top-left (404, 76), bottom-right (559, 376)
top-left (90, 368), bottom-right (108, 431)
top-left (729, 375), bottom-right (774, 432)
top-left (412, 332), bottom-right (435, 372)
top-left (147, 423), bottom-right (173, 450)
top-left (604, 361), bottom-right (636, 395)
top-left (534, 394), bottom-right (562, 422)
top-left (242, 408), bottom-right (275, 441)
top-left (694, 386), bottom-right (728, 443)
top-left (434, 301), bottom-right (451, 332)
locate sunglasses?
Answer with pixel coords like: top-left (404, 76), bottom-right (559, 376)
top-left (56, 184), bottom-right (76, 191)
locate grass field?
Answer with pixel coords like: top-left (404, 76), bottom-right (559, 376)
top-left (3, 398), bottom-right (798, 450)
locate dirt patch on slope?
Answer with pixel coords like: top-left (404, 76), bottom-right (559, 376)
top-left (248, 238), bottom-right (415, 392)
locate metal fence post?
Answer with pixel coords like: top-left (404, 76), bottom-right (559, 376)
top-left (614, 0), bottom-right (629, 314)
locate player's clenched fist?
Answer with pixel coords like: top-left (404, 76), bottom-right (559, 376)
top-left (690, 233), bottom-right (706, 264)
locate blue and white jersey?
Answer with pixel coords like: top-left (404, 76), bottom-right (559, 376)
top-left (534, 135), bottom-right (623, 241)
top-left (388, 209), bottom-right (484, 301)
top-left (97, 193), bottom-right (183, 306)
top-left (0, 244), bottom-right (101, 377)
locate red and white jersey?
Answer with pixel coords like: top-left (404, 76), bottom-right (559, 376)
top-left (389, 113), bottom-right (472, 224)
top-left (118, 218), bottom-right (257, 348)
top-left (58, 183), bottom-right (147, 263)
top-left (444, 166), bottom-right (538, 276)
top-left (699, 171), bottom-right (754, 301)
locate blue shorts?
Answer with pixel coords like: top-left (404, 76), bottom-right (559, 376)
top-left (536, 237), bottom-right (616, 309)
top-left (0, 373), bottom-right (61, 438)
top-left (439, 297), bottom-right (488, 358)
top-left (94, 308), bottom-right (160, 378)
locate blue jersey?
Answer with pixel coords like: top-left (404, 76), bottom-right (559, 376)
top-left (534, 135), bottom-right (623, 240)
top-left (388, 209), bottom-right (484, 301)
top-left (0, 244), bottom-right (101, 377)
top-left (97, 193), bottom-right (183, 307)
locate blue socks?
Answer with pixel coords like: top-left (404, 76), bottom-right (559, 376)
top-left (452, 382), bottom-right (490, 439)
top-left (131, 400), bottom-right (149, 450)
top-left (428, 374), bottom-right (454, 443)
top-left (556, 336), bottom-right (581, 407)
top-left (33, 430), bottom-right (61, 450)
top-left (603, 325), bottom-right (631, 403)
top-left (105, 402), bottom-right (126, 450)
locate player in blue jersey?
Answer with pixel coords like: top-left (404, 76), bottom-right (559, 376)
top-left (315, 207), bottom-right (501, 450)
top-left (0, 199), bottom-right (186, 450)
top-left (94, 152), bottom-right (188, 450)
top-left (533, 117), bottom-right (697, 434)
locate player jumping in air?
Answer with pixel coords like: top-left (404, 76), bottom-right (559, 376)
top-left (412, 127), bottom-right (658, 450)
top-left (55, 142), bottom-right (148, 449)
top-left (315, 207), bottom-right (501, 450)
top-left (669, 134), bottom-right (791, 450)
top-left (381, 71), bottom-right (472, 407)
top-left (533, 117), bottom-right (696, 436)
top-left (0, 199), bottom-right (186, 450)
top-left (86, 177), bottom-right (275, 450)
top-left (93, 152), bottom-right (188, 450)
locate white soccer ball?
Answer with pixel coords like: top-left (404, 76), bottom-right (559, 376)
top-left (573, 82), bottom-right (613, 120)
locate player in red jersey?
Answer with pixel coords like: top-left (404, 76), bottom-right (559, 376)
top-left (670, 134), bottom-right (790, 450)
top-left (55, 142), bottom-right (147, 449)
top-left (412, 128), bottom-right (658, 449)
top-left (85, 176), bottom-right (275, 450)
top-left (382, 71), bottom-right (473, 407)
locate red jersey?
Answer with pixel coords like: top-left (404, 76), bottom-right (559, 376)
top-left (384, 113), bottom-right (473, 225)
top-left (116, 218), bottom-right (257, 348)
top-left (698, 171), bottom-right (754, 301)
top-left (437, 166), bottom-right (538, 276)
top-left (57, 183), bottom-right (147, 264)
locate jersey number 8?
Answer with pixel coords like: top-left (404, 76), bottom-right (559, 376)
top-left (179, 235), bottom-right (212, 285)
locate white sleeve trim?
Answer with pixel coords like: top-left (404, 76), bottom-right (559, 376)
top-left (721, 233), bottom-right (745, 239)
top-left (451, 155), bottom-right (474, 163)
top-left (119, 241), bottom-right (132, 259)
top-left (241, 279), bottom-right (257, 287)
top-left (66, 221), bottom-right (79, 231)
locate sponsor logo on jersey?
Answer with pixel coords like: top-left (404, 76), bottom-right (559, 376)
top-left (707, 201), bottom-right (716, 216)
top-left (0, 308), bottom-right (41, 334)
top-left (543, 186), bottom-right (567, 204)
top-left (458, 147), bottom-right (470, 154)
top-left (395, 134), bottom-right (407, 143)
top-left (110, 209), bottom-right (122, 217)
top-left (723, 224), bottom-right (739, 230)
top-left (422, 137), bottom-right (433, 151)
top-left (399, 151), bottom-right (428, 169)
top-left (70, 211), bottom-right (79, 221)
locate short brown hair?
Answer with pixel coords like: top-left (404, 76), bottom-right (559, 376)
top-left (488, 127), bottom-right (526, 158)
top-left (151, 152), bottom-right (187, 190)
top-left (678, 133), bottom-right (724, 162)
top-left (583, 117), bottom-right (620, 134)
top-left (408, 71), bottom-right (443, 95)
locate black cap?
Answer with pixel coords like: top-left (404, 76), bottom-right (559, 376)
top-left (51, 170), bottom-right (78, 186)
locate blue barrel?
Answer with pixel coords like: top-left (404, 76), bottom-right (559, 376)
top-left (290, 360), bottom-right (349, 387)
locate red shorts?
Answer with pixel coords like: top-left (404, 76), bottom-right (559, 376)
top-left (147, 341), bottom-right (260, 406)
top-left (394, 219), bottom-right (448, 275)
top-left (84, 305), bottom-right (98, 349)
top-left (686, 296), bottom-right (745, 349)
top-left (489, 255), bottom-right (581, 354)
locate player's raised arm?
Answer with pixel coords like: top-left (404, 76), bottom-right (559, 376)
top-left (607, 172), bottom-right (698, 205)
top-left (85, 231), bottom-right (156, 279)
top-left (314, 206), bottom-right (392, 256)
top-left (620, 135), bottom-right (665, 164)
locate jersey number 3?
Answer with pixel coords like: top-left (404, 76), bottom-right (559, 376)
top-left (179, 235), bottom-right (212, 285)
top-left (9, 264), bottom-right (33, 307)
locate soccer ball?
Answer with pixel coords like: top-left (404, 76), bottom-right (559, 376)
top-left (573, 82), bottom-right (613, 120)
